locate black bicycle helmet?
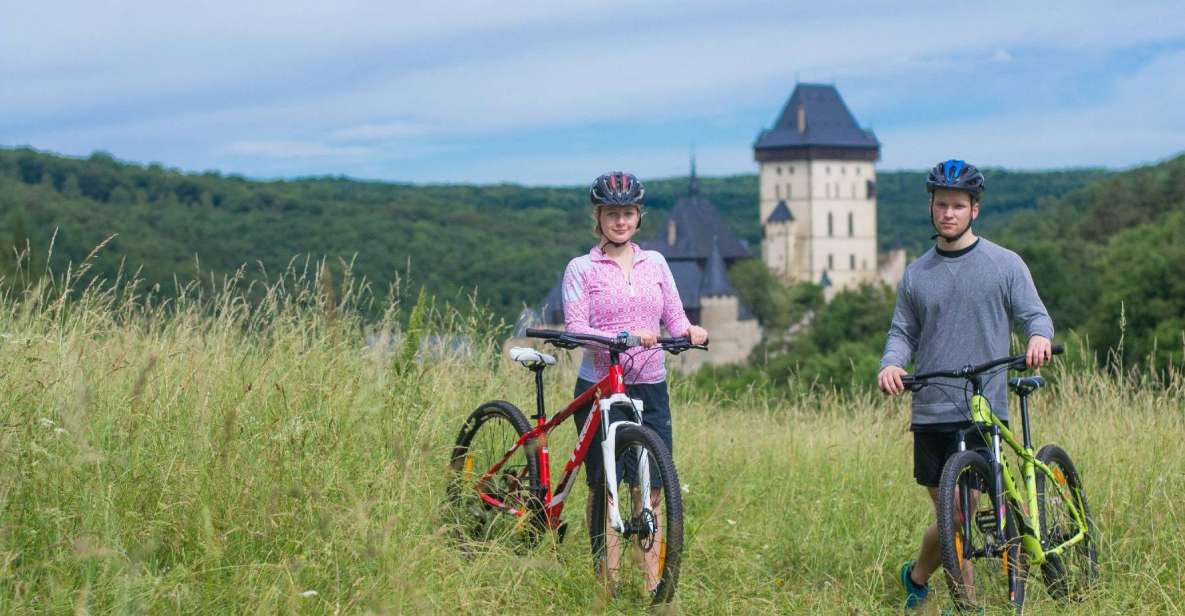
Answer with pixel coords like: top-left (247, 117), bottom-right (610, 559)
top-left (590, 171), bottom-right (645, 206)
top-left (925, 159), bottom-right (985, 197)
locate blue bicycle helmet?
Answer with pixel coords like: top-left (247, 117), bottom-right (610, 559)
top-left (925, 159), bottom-right (984, 197)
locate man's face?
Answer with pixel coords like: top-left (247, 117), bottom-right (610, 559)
top-left (930, 188), bottom-right (979, 242)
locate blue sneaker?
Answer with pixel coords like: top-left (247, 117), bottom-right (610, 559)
top-left (900, 561), bottom-right (930, 609)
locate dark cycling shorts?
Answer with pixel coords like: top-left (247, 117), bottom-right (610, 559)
top-left (573, 378), bottom-right (673, 489)
top-left (912, 423), bottom-right (1002, 488)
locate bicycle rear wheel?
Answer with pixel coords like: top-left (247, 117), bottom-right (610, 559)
top-left (588, 423), bottom-right (683, 605)
top-left (937, 450), bottom-right (1028, 614)
top-left (1035, 444), bottom-right (1098, 600)
top-left (448, 400), bottom-right (541, 545)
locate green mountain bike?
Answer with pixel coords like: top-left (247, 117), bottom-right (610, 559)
top-left (901, 345), bottom-right (1098, 614)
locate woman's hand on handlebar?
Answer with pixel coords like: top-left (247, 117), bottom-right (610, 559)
top-left (631, 330), bottom-right (658, 348)
top-left (686, 325), bottom-right (708, 346)
top-left (878, 365), bottom-right (908, 396)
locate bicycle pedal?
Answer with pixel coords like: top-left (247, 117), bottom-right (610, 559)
top-left (975, 510), bottom-right (998, 533)
top-left (556, 521), bottom-right (569, 543)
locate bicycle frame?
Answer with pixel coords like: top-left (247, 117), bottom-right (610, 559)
top-left (473, 360), bottom-right (651, 534)
top-left (961, 390), bottom-right (1090, 566)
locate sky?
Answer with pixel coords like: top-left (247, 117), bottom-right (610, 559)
top-left (3, 1), bottom-right (1184, 185)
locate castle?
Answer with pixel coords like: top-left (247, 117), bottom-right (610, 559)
top-left (529, 83), bottom-right (903, 369)
top-left (756, 83), bottom-right (904, 298)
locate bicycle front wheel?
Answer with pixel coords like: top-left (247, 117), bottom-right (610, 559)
top-left (937, 449), bottom-right (1028, 614)
top-left (588, 424), bottom-right (684, 605)
top-left (448, 400), bottom-right (541, 545)
top-left (1035, 444), bottom-right (1098, 600)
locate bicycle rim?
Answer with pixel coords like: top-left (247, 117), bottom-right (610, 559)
top-left (938, 450), bottom-right (1028, 613)
top-left (448, 401), bottom-right (540, 546)
top-left (1036, 444), bottom-right (1098, 600)
top-left (589, 424), bottom-right (683, 605)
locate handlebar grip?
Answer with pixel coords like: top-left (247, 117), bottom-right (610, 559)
top-left (525, 328), bottom-right (560, 339)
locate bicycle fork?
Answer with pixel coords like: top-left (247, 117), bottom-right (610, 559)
top-left (599, 395), bottom-right (653, 538)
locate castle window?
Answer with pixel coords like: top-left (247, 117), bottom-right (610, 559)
top-left (789, 166), bottom-right (795, 174)
top-left (866, 179), bottom-right (877, 200)
top-left (827, 212), bottom-right (834, 236)
top-left (826, 165), bottom-right (831, 175)
top-left (787, 184), bottom-right (792, 199)
top-left (848, 212), bottom-right (854, 237)
top-left (776, 166), bottom-right (782, 175)
top-left (776, 184), bottom-right (782, 199)
top-left (828, 254), bottom-right (834, 269)
top-left (856, 166), bottom-right (861, 175)
top-left (841, 166), bottom-right (846, 175)
top-left (850, 254), bottom-right (856, 270)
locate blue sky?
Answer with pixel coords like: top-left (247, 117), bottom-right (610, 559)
top-left (3, 1), bottom-right (1184, 185)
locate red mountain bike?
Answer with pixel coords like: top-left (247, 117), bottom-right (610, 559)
top-left (447, 328), bottom-right (705, 604)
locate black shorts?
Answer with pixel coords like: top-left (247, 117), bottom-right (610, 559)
top-left (573, 378), bottom-right (673, 489)
top-left (912, 424), bottom-right (1000, 488)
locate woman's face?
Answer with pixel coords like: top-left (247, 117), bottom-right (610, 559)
top-left (597, 205), bottom-right (640, 244)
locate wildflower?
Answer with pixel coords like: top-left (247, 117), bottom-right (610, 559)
top-left (299, 590), bottom-right (318, 598)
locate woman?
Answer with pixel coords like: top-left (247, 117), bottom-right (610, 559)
top-left (561, 171), bottom-right (708, 594)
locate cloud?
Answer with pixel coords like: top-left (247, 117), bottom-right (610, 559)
top-left (3, 2), bottom-right (1184, 182)
top-left (329, 122), bottom-right (431, 141)
top-left (224, 140), bottom-right (373, 159)
top-left (878, 48), bottom-right (1185, 169)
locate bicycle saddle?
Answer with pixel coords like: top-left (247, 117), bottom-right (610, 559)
top-left (1008, 376), bottom-right (1045, 395)
top-left (509, 347), bottom-right (556, 368)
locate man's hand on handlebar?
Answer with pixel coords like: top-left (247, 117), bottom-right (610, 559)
top-left (878, 365), bottom-right (908, 396)
top-left (1026, 335), bottom-right (1053, 370)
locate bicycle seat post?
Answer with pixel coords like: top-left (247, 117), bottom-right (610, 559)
top-left (1017, 391), bottom-right (1033, 450)
top-left (531, 365), bottom-right (547, 423)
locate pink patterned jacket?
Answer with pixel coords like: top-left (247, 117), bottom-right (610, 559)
top-left (562, 242), bottom-right (692, 384)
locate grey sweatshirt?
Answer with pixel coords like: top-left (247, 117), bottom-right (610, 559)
top-left (880, 238), bottom-right (1054, 426)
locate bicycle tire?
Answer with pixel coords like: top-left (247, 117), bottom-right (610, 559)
top-left (1035, 444), bottom-right (1098, 600)
top-left (588, 423), bottom-right (684, 605)
top-left (937, 449), bottom-right (1028, 614)
top-left (448, 400), bottom-right (542, 545)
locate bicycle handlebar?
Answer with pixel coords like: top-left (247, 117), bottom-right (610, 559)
top-left (525, 327), bottom-right (708, 353)
top-left (900, 344), bottom-right (1063, 390)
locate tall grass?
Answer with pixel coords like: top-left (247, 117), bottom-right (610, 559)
top-left (0, 261), bottom-right (1181, 614)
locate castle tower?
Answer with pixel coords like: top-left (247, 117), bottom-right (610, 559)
top-left (754, 84), bottom-right (880, 291)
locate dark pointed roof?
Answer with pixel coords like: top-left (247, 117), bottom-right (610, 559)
top-left (766, 199), bottom-right (794, 223)
top-left (642, 161), bottom-right (751, 261)
top-left (754, 83), bottom-right (879, 153)
top-left (819, 270), bottom-right (832, 288)
top-left (699, 237), bottom-right (735, 298)
top-left (540, 272), bottom-right (564, 324)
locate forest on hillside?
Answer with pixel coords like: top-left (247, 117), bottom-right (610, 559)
top-left (2, 146), bottom-right (1181, 387)
top-left (701, 153), bottom-right (1185, 393)
top-left (0, 147), bottom-right (1104, 317)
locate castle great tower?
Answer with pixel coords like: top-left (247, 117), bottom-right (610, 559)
top-left (754, 84), bottom-right (880, 294)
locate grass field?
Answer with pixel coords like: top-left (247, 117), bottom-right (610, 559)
top-left (0, 271), bottom-right (1181, 614)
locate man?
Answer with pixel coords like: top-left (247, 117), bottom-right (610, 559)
top-left (877, 159), bottom-right (1054, 609)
